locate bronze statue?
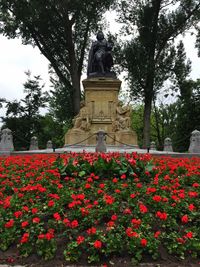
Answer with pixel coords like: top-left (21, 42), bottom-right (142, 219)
top-left (87, 31), bottom-right (115, 78)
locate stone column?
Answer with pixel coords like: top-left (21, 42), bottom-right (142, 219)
top-left (189, 129), bottom-right (200, 153)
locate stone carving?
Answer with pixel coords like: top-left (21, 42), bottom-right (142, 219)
top-left (0, 128), bottom-right (14, 151)
top-left (46, 140), bottom-right (53, 149)
top-left (73, 102), bottom-right (91, 131)
top-left (164, 137), bottom-right (173, 152)
top-left (189, 129), bottom-right (200, 153)
top-left (87, 31), bottom-right (115, 77)
top-left (113, 101), bottom-right (131, 131)
top-left (29, 136), bottom-right (39, 150)
top-left (150, 141), bottom-right (157, 151)
top-left (96, 130), bottom-right (107, 152)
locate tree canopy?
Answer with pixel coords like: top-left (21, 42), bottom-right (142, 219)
top-left (116, 0), bottom-right (200, 147)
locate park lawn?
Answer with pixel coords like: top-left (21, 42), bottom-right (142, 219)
top-left (0, 153), bottom-right (200, 266)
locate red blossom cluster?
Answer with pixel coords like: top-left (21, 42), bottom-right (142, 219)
top-left (0, 153), bottom-right (199, 264)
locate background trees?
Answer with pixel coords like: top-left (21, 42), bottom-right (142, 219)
top-left (116, 0), bottom-right (200, 147)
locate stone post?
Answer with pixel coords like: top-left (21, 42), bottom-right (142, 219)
top-left (150, 141), bottom-right (157, 151)
top-left (164, 137), bottom-right (173, 152)
top-left (46, 140), bottom-right (53, 149)
top-left (29, 136), bottom-right (39, 150)
top-left (96, 130), bottom-right (107, 152)
top-left (0, 128), bottom-right (14, 153)
top-left (189, 129), bottom-right (200, 153)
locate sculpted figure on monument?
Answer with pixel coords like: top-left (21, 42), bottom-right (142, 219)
top-left (73, 101), bottom-right (90, 131)
top-left (113, 101), bottom-right (131, 131)
top-left (87, 31), bottom-right (115, 77)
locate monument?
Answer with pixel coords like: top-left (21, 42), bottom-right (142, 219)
top-left (65, 31), bottom-right (138, 146)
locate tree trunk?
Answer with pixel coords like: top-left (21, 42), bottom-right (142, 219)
top-left (143, 90), bottom-right (153, 148)
top-left (71, 71), bottom-right (81, 116)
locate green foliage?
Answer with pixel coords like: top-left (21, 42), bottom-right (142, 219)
top-left (116, 0), bottom-right (200, 147)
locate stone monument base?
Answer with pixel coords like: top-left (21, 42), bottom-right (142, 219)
top-left (65, 129), bottom-right (89, 145)
top-left (115, 130), bottom-right (138, 146)
top-left (64, 78), bottom-right (138, 147)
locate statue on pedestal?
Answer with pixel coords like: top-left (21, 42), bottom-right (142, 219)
top-left (87, 31), bottom-right (115, 78)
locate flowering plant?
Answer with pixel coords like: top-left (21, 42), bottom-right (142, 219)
top-left (0, 153), bottom-right (199, 265)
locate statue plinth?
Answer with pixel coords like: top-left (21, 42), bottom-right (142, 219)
top-left (64, 77), bottom-right (138, 146)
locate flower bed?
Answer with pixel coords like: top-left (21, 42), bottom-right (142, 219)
top-left (0, 153), bottom-right (200, 265)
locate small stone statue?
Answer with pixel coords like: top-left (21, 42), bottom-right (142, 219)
top-left (87, 31), bottom-right (115, 77)
top-left (29, 136), bottom-right (39, 150)
top-left (164, 137), bottom-right (173, 152)
top-left (150, 141), bottom-right (157, 151)
top-left (96, 130), bottom-right (107, 152)
top-left (0, 128), bottom-right (14, 152)
top-left (189, 129), bottom-right (200, 153)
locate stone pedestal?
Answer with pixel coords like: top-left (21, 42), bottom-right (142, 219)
top-left (115, 130), bottom-right (138, 147)
top-left (64, 77), bottom-right (138, 147)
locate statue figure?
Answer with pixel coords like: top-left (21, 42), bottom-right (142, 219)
top-left (113, 101), bottom-right (131, 131)
top-left (87, 31), bottom-right (115, 77)
top-left (73, 101), bottom-right (91, 131)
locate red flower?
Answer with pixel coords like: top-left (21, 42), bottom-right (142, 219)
top-left (48, 200), bottom-right (55, 207)
top-left (14, 211), bottom-right (23, 218)
top-left (152, 195), bottom-right (162, 202)
top-left (131, 218), bottom-right (141, 228)
top-left (77, 235), bottom-right (85, 245)
top-left (120, 174), bottom-right (126, 179)
top-left (104, 195), bottom-right (115, 205)
top-left (126, 227), bottom-right (139, 238)
top-left (38, 234), bottom-right (45, 239)
top-left (181, 215), bottom-right (189, 224)
top-left (140, 238), bottom-right (147, 247)
top-left (94, 240), bottom-right (102, 249)
top-left (177, 237), bottom-right (185, 244)
top-left (87, 227), bottom-right (96, 235)
top-left (32, 217), bottom-right (40, 223)
top-left (31, 208), bottom-right (38, 214)
top-left (85, 183), bottom-right (91, 189)
top-left (188, 204), bottom-right (195, 211)
top-left (21, 221), bottom-right (29, 228)
top-left (20, 233), bottom-right (29, 243)
top-left (111, 214), bottom-right (117, 221)
top-left (22, 206), bottom-right (29, 212)
top-left (46, 232), bottom-right (54, 240)
top-left (139, 203), bottom-right (148, 213)
top-left (130, 193), bottom-right (136, 199)
top-left (184, 231), bottom-right (193, 239)
top-left (71, 220), bottom-right (79, 228)
top-left (53, 212), bottom-right (61, 221)
top-left (123, 208), bottom-right (132, 214)
top-left (156, 211), bottom-right (167, 220)
top-left (154, 231), bottom-right (161, 238)
top-left (5, 219), bottom-right (14, 228)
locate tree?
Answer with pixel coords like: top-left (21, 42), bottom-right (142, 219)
top-left (0, 0), bottom-right (115, 116)
top-left (1, 72), bottom-right (48, 150)
top-left (116, 0), bottom-right (200, 147)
